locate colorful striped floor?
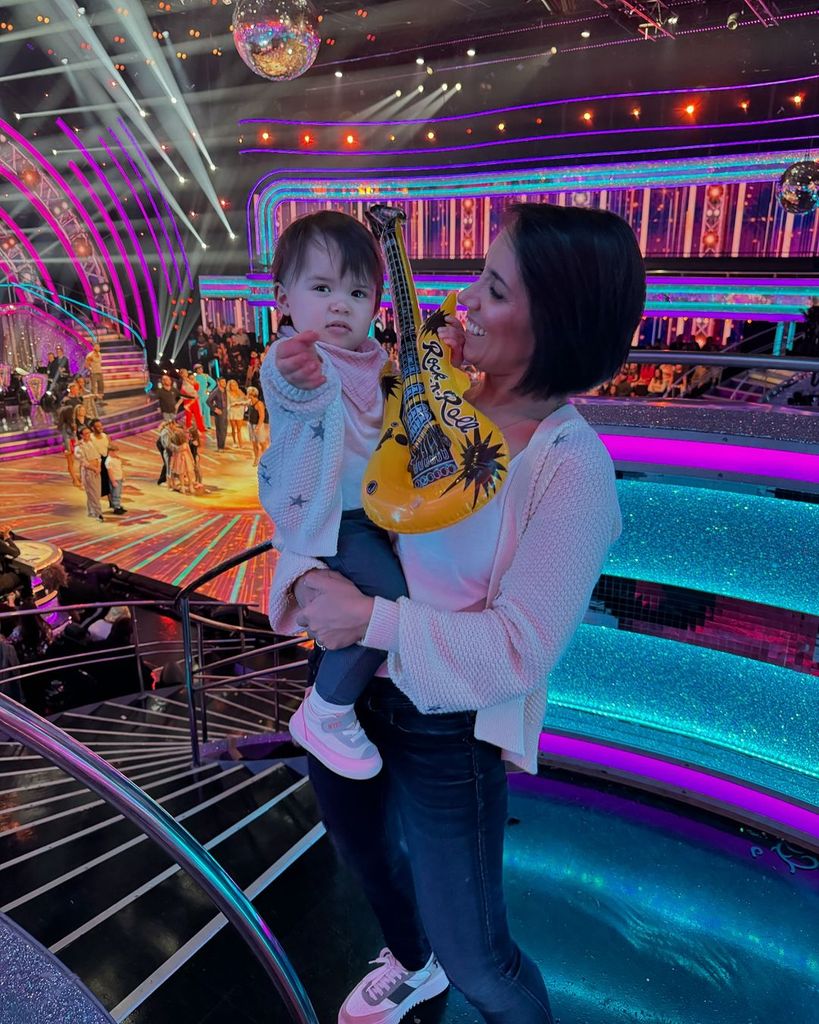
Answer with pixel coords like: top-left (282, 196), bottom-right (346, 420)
top-left (9, 428), bottom-right (276, 610)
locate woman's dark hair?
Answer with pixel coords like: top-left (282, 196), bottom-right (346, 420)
top-left (271, 210), bottom-right (385, 318)
top-left (504, 203), bottom-right (646, 400)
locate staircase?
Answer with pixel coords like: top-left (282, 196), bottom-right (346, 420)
top-left (95, 329), bottom-right (150, 399)
top-left (0, 685), bottom-right (335, 1024)
top-left (702, 366), bottom-right (798, 403)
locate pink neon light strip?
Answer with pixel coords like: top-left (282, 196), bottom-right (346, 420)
top-left (538, 732), bottom-right (819, 843)
top-left (0, 260), bottom-right (26, 300)
top-left (0, 163), bottom-right (97, 315)
top-left (61, 118), bottom-right (159, 335)
top-left (97, 138), bottom-right (173, 295)
top-left (0, 207), bottom-right (59, 303)
top-left (66, 161), bottom-right (150, 342)
top-left (600, 433), bottom-right (819, 485)
top-left (104, 130), bottom-right (181, 292)
top-left (0, 118), bottom-right (129, 330)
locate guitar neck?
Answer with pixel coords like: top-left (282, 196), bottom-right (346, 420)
top-left (382, 232), bottom-right (424, 382)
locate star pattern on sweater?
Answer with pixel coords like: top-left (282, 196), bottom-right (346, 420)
top-left (258, 465), bottom-right (272, 486)
top-left (290, 494), bottom-right (307, 508)
top-left (310, 422), bottom-right (325, 440)
top-left (552, 432), bottom-right (568, 446)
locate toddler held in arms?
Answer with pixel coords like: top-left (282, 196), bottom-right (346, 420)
top-left (259, 211), bottom-right (460, 780)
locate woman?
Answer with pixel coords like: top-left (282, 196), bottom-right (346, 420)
top-left (268, 203), bottom-right (646, 1023)
top-left (168, 425), bottom-right (197, 494)
top-left (75, 425), bottom-right (104, 521)
top-left (89, 418), bottom-right (111, 509)
top-left (244, 386), bottom-right (267, 467)
top-left (245, 351), bottom-right (262, 391)
top-left (226, 378), bottom-right (248, 448)
top-left (647, 367), bottom-right (667, 395)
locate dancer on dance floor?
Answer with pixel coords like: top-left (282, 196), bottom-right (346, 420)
top-left (226, 378), bottom-right (248, 448)
top-left (75, 425), bottom-right (104, 521)
top-left (207, 377), bottom-right (229, 451)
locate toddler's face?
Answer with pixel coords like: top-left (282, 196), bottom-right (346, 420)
top-left (276, 237), bottom-right (376, 352)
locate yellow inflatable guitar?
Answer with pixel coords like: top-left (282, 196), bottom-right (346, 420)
top-left (362, 204), bottom-right (510, 533)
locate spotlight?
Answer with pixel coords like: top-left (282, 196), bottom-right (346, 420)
top-left (426, 66), bottom-right (433, 75)
top-left (139, 108), bottom-right (147, 117)
top-left (740, 100), bottom-right (749, 112)
top-left (394, 89), bottom-right (401, 97)
top-left (631, 107), bottom-right (640, 118)
top-left (13, 112), bottom-right (20, 121)
top-left (580, 30), bottom-right (590, 38)
top-left (334, 70), bottom-right (343, 78)
top-left (416, 56), bottom-right (424, 65)
top-left (466, 48), bottom-right (475, 57)
top-left (582, 111), bottom-right (592, 122)
top-left (667, 12), bottom-right (679, 26)
top-left (426, 131), bottom-right (435, 140)
top-left (727, 11), bottom-right (739, 30)
top-left (792, 93), bottom-right (804, 106)
top-left (417, 84), bottom-right (424, 93)
top-left (550, 46), bottom-right (557, 55)
top-left (497, 122), bottom-right (505, 131)
top-left (345, 133), bottom-right (356, 144)
top-left (455, 82), bottom-right (462, 91)
top-left (178, 176), bottom-right (186, 183)
top-left (441, 82), bottom-right (448, 91)
top-left (170, 97), bottom-right (177, 104)
top-left (685, 104), bottom-right (696, 115)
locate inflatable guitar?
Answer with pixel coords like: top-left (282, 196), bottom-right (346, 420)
top-left (362, 204), bottom-right (510, 533)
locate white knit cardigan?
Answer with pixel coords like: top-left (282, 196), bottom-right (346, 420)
top-left (258, 336), bottom-right (386, 558)
top-left (267, 401), bottom-right (622, 774)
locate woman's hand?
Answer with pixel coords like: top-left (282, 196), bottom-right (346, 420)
top-left (294, 572), bottom-right (375, 650)
top-left (275, 330), bottom-right (325, 390)
top-left (291, 567), bottom-right (338, 607)
top-left (437, 314), bottom-right (466, 368)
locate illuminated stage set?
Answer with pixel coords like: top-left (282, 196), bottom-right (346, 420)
top-left (1, 3), bottom-right (819, 1024)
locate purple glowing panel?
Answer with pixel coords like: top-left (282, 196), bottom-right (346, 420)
top-left (538, 732), bottom-right (819, 843)
top-left (600, 433), bottom-right (819, 485)
top-left (240, 71), bottom-right (819, 128)
top-left (0, 118), bottom-right (129, 330)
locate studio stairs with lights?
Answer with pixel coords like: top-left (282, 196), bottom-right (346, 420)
top-left (0, 685), bottom-right (346, 1024)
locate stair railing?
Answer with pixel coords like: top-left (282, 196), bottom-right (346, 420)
top-left (0, 691), bottom-right (319, 1024)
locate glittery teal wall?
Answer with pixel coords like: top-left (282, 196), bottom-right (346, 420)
top-left (608, 480), bottom-right (819, 615)
top-left (546, 625), bottom-right (819, 806)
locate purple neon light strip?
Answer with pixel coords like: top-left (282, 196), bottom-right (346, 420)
top-left (61, 121), bottom-right (160, 340)
top-left (384, 272), bottom-right (819, 292)
top-left (0, 206), bottom-right (59, 302)
top-left (0, 161), bottom-right (98, 316)
top-left (542, 732), bottom-right (819, 837)
top-left (241, 71), bottom-right (819, 128)
top-left (106, 128), bottom-right (182, 293)
top-left (67, 159), bottom-right (155, 341)
top-left (243, 135), bottom-right (813, 187)
top-left (97, 137), bottom-right (173, 296)
top-left (600, 433), bottom-right (819, 485)
top-left (118, 119), bottom-right (193, 290)
top-left (0, 118), bottom-right (129, 331)
top-left (240, 110), bottom-right (819, 158)
top-left (538, 732), bottom-right (819, 842)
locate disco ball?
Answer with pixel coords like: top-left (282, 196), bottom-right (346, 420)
top-left (777, 160), bottom-right (819, 216)
top-left (233, 0), bottom-right (320, 82)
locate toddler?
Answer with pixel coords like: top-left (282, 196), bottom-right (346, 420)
top-left (259, 211), bottom-right (408, 780)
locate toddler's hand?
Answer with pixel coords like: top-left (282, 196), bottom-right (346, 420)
top-left (275, 330), bottom-right (325, 390)
top-left (437, 315), bottom-right (466, 368)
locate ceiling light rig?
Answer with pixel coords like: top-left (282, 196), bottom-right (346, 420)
top-left (594, 1), bottom-right (678, 39)
top-left (742, 0), bottom-right (780, 28)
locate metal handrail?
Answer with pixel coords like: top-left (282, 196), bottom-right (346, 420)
top-left (0, 692), bottom-right (318, 1023)
top-left (621, 351), bottom-right (819, 371)
top-left (173, 539), bottom-right (276, 765)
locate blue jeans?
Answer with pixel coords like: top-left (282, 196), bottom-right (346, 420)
top-left (109, 480), bottom-right (123, 509)
top-left (314, 509), bottom-right (408, 706)
top-left (308, 680), bottom-right (555, 1023)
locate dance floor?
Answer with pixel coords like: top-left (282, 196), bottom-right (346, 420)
top-left (8, 428), bottom-right (277, 610)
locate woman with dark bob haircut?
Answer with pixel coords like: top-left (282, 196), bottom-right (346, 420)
top-left (268, 202), bottom-right (646, 1024)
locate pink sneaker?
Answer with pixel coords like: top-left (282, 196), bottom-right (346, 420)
top-left (338, 948), bottom-right (449, 1024)
top-left (288, 698), bottom-right (382, 781)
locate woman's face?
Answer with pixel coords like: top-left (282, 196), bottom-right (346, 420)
top-left (459, 229), bottom-right (536, 384)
